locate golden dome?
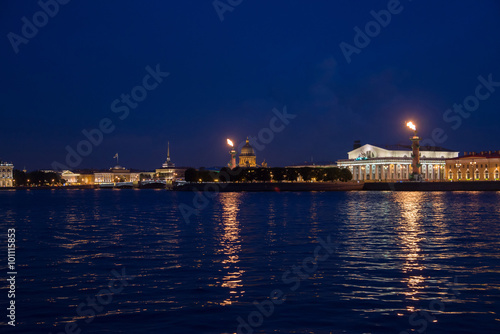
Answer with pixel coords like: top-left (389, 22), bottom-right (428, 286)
top-left (240, 137), bottom-right (256, 157)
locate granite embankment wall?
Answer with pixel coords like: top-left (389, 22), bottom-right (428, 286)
top-left (363, 181), bottom-right (500, 191)
top-left (4, 181), bottom-right (499, 191)
top-left (175, 182), bottom-right (363, 192)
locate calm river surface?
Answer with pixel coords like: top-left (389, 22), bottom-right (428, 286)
top-left (1, 189), bottom-right (499, 333)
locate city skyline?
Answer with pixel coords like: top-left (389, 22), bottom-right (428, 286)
top-left (1, 1), bottom-right (500, 170)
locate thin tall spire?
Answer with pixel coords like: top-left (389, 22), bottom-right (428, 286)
top-left (167, 141), bottom-right (170, 162)
top-left (162, 141), bottom-right (175, 168)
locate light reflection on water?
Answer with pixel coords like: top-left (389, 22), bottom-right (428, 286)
top-left (394, 192), bottom-right (426, 303)
top-left (0, 190), bottom-right (499, 333)
top-left (218, 193), bottom-right (245, 306)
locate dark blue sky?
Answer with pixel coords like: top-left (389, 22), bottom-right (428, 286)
top-left (1, 0), bottom-right (500, 170)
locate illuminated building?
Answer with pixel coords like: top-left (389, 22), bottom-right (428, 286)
top-left (61, 170), bottom-right (80, 184)
top-left (78, 173), bottom-right (95, 185)
top-left (238, 138), bottom-right (257, 168)
top-left (0, 160), bottom-right (14, 187)
top-left (155, 167), bottom-right (187, 182)
top-left (93, 153), bottom-right (140, 184)
top-left (61, 170), bottom-right (96, 185)
top-left (336, 142), bottom-right (458, 181)
top-left (155, 142), bottom-right (186, 181)
top-left (227, 137), bottom-right (267, 168)
top-left (94, 166), bottom-right (140, 184)
top-left (446, 151), bottom-right (500, 181)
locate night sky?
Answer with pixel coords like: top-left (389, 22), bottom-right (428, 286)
top-left (1, 0), bottom-right (500, 170)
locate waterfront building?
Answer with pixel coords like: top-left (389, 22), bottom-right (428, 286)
top-left (140, 171), bottom-right (156, 180)
top-left (239, 138), bottom-right (257, 167)
top-left (78, 173), bottom-right (95, 185)
top-left (336, 142), bottom-right (459, 181)
top-left (155, 167), bottom-right (187, 182)
top-left (61, 170), bottom-right (80, 184)
top-left (94, 166), bottom-right (140, 184)
top-left (155, 142), bottom-right (186, 181)
top-left (446, 151), bottom-right (500, 181)
top-left (0, 160), bottom-right (14, 187)
top-left (61, 170), bottom-right (96, 185)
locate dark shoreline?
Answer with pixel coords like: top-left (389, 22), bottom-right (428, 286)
top-left (2, 181), bottom-right (500, 191)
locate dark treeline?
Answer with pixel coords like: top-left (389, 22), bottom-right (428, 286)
top-left (13, 169), bottom-right (64, 186)
top-left (184, 167), bottom-right (352, 183)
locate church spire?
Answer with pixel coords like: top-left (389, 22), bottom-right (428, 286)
top-left (162, 141), bottom-right (175, 168)
top-left (167, 141), bottom-right (170, 162)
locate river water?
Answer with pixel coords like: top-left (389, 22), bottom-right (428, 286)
top-left (1, 189), bottom-right (499, 333)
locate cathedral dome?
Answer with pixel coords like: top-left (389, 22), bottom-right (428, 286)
top-left (238, 137), bottom-right (257, 168)
top-left (240, 138), bottom-right (255, 156)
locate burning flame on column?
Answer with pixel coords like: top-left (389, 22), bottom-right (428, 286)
top-left (227, 138), bottom-right (237, 169)
top-left (406, 121), bottom-right (421, 180)
top-left (406, 121), bottom-right (416, 131)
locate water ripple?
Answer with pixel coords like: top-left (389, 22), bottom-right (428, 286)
top-left (0, 190), bottom-right (498, 333)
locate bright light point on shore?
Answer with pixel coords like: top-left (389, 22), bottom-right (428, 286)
top-left (406, 121), bottom-right (416, 131)
top-left (227, 139), bottom-right (234, 147)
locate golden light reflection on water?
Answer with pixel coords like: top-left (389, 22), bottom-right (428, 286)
top-left (392, 192), bottom-right (426, 304)
top-left (218, 193), bottom-right (245, 305)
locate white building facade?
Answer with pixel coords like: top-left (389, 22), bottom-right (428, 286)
top-left (0, 161), bottom-right (14, 187)
top-left (61, 170), bottom-right (80, 184)
top-left (336, 144), bottom-right (459, 182)
top-left (94, 166), bottom-right (140, 184)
